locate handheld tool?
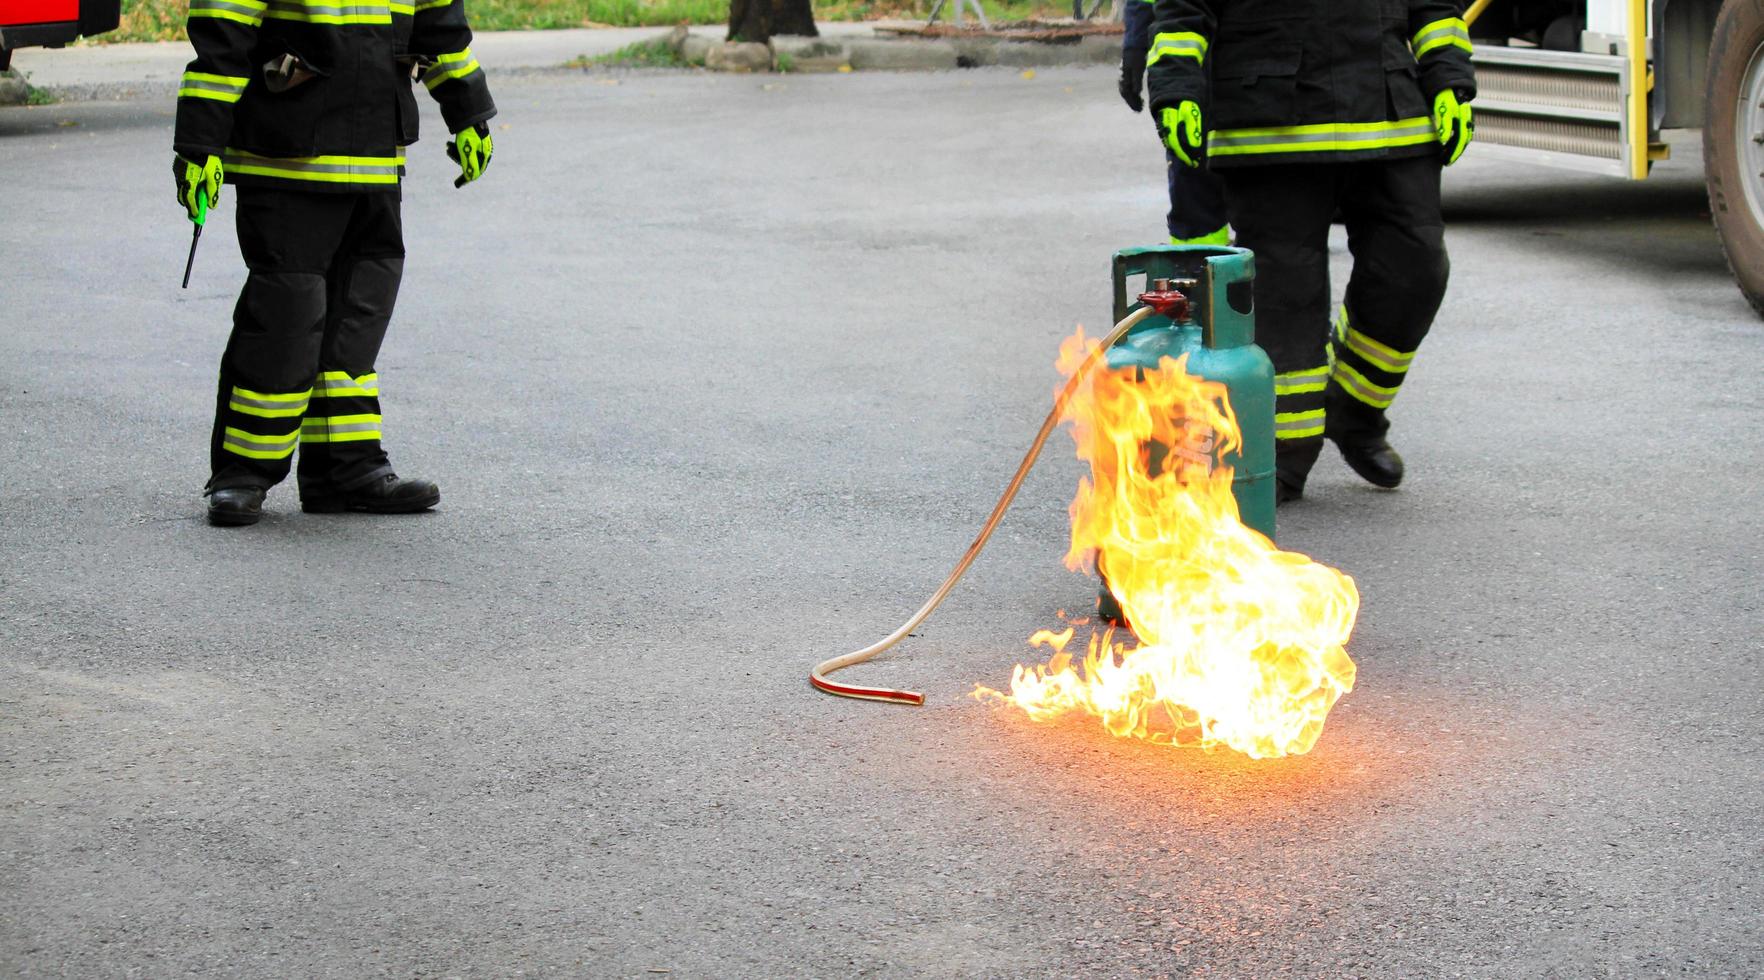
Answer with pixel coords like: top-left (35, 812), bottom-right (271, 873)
top-left (181, 189), bottom-right (208, 290)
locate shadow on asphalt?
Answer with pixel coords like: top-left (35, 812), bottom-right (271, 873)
top-left (1444, 168), bottom-right (1732, 284)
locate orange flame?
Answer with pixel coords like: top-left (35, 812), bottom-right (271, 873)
top-left (976, 328), bottom-right (1360, 759)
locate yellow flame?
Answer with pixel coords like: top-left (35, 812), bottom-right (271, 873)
top-left (976, 328), bottom-right (1359, 759)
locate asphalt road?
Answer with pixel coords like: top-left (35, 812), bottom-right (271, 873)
top-left (3, 63), bottom-right (1761, 978)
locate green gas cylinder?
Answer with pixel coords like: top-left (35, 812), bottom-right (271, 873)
top-left (1107, 244), bottom-right (1276, 540)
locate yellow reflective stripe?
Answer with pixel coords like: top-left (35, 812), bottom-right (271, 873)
top-left (229, 385), bottom-right (311, 418)
top-left (300, 414), bottom-right (383, 443)
top-left (1331, 361), bottom-right (1399, 410)
top-left (263, 0), bottom-right (391, 24)
top-left (413, 0), bottom-right (451, 10)
top-left (1412, 17), bottom-right (1472, 59)
top-left (389, 0), bottom-right (413, 12)
top-left (1334, 314), bottom-right (1414, 375)
top-left (312, 371), bottom-right (380, 398)
top-left (222, 427), bottom-right (299, 459)
top-left (231, 385), bottom-right (311, 404)
top-left (178, 71), bottom-right (250, 103)
top-left (224, 150), bottom-right (406, 185)
top-left (1208, 117), bottom-right (1434, 157)
top-left (422, 49), bottom-right (481, 90)
top-left (180, 87), bottom-right (241, 103)
top-left (1274, 410), bottom-right (1326, 440)
top-left (1274, 368), bottom-right (1328, 396)
top-left (1170, 225), bottom-right (1230, 246)
top-left (183, 71), bottom-right (250, 86)
top-left (1147, 31), bottom-right (1207, 67)
top-left (188, 0), bottom-right (266, 24)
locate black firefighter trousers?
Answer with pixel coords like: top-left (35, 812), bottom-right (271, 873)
top-left (208, 187), bottom-right (405, 496)
top-left (1220, 154), bottom-right (1449, 489)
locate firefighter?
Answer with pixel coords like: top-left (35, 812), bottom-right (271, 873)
top-left (1119, 0), bottom-right (1230, 245)
top-left (173, 0), bottom-right (496, 526)
top-left (1146, 0), bottom-right (1475, 502)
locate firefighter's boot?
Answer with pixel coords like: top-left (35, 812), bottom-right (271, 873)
top-left (207, 486), bottom-right (266, 526)
top-left (301, 473), bottom-right (440, 514)
top-left (1325, 389), bottom-right (1404, 489)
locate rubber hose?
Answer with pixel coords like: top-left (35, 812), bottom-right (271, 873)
top-left (809, 305), bottom-right (1157, 705)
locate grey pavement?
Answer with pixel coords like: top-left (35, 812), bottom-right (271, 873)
top-left (2, 67), bottom-right (1762, 977)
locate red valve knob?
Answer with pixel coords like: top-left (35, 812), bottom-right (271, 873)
top-left (1137, 288), bottom-right (1191, 322)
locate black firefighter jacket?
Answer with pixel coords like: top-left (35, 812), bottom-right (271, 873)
top-left (1146, 0), bottom-right (1477, 168)
top-left (174, 0), bottom-right (496, 192)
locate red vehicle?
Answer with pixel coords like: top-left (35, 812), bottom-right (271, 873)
top-left (0, 0), bottom-right (121, 71)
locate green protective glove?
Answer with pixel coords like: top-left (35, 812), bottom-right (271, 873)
top-left (1158, 101), bottom-right (1206, 169)
top-left (1433, 89), bottom-right (1474, 166)
top-left (446, 123), bottom-right (493, 188)
top-left (174, 153), bottom-right (224, 222)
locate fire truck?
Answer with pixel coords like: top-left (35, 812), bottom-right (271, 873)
top-left (0, 0), bottom-right (121, 71)
top-left (1467, 0), bottom-right (1764, 313)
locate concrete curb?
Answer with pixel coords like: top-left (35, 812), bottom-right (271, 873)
top-left (6, 21), bottom-right (1118, 102)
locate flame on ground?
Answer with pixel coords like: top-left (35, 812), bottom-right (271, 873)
top-left (975, 328), bottom-right (1360, 760)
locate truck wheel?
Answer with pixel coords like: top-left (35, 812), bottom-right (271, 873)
top-left (1707, 0), bottom-right (1764, 317)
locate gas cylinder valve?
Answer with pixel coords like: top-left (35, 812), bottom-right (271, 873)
top-left (1138, 277), bottom-right (1198, 322)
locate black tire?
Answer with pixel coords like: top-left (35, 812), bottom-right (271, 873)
top-left (1705, 0), bottom-right (1764, 318)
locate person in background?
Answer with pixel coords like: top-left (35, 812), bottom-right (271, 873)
top-left (1119, 0), bottom-right (1231, 246)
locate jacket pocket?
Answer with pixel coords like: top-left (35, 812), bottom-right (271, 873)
top-left (1382, 35), bottom-right (1429, 119)
top-left (394, 80), bottom-right (420, 145)
top-left (231, 46), bottom-right (329, 157)
top-left (1209, 41), bottom-right (1301, 132)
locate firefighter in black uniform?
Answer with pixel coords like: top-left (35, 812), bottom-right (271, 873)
top-left (1146, 0), bottom-right (1475, 502)
top-left (174, 0), bottom-right (496, 526)
top-left (1119, 0), bottom-right (1230, 245)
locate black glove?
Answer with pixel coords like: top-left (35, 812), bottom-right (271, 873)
top-left (1119, 48), bottom-right (1146, 113)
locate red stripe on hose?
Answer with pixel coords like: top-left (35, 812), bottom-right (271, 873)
top-left (809, 674), bottom-right (925, 706)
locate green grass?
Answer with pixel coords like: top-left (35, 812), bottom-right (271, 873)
top-left (566, 35), bottom-right (688, 67)
top-left (101, 0), bottom-right (1073, 42)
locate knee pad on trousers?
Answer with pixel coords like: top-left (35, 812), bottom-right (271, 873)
top-left (228, 271), bottom-right (326, 391)
top-left (1249, 237), bottom-right (1333, 372)
top-left (323, 257), bottom-right (404, 370)
top-left (1345, 224), bottom-right (1449, 342)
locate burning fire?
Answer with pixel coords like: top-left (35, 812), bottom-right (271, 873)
top-left (975, 328), bottom-right (1360, 759)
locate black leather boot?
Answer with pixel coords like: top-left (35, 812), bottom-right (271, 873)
top-left (206, 487), bottom-right (266, 526)
top-left (302, 474), bottom-right (440, 514)
top-left (1333, 437), bottom-right (1404, 489)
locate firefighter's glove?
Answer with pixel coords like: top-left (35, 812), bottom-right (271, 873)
top-left (1433, 89), bottom-right (1474, 166)
top-left (446, 123), bottom-right (493, 188)
top-left (1118, 47), bottom-right (1146, 113)
top-left (1158, 101), bottom-right (1205, 168)
top-left (174, 153), bottom-right (224, 222)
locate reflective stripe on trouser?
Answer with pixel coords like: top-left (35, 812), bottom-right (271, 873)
top-left (1328, 305), bottom-right (1414, 411)
top-left (208, 188), bottom-right (404, 492)
top-left (1274, 366), bottom-right (1327, 442)
top-left (303, 372), bottom-right (384, 445)
top-left (220, 385), bottom-right (308, 460)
